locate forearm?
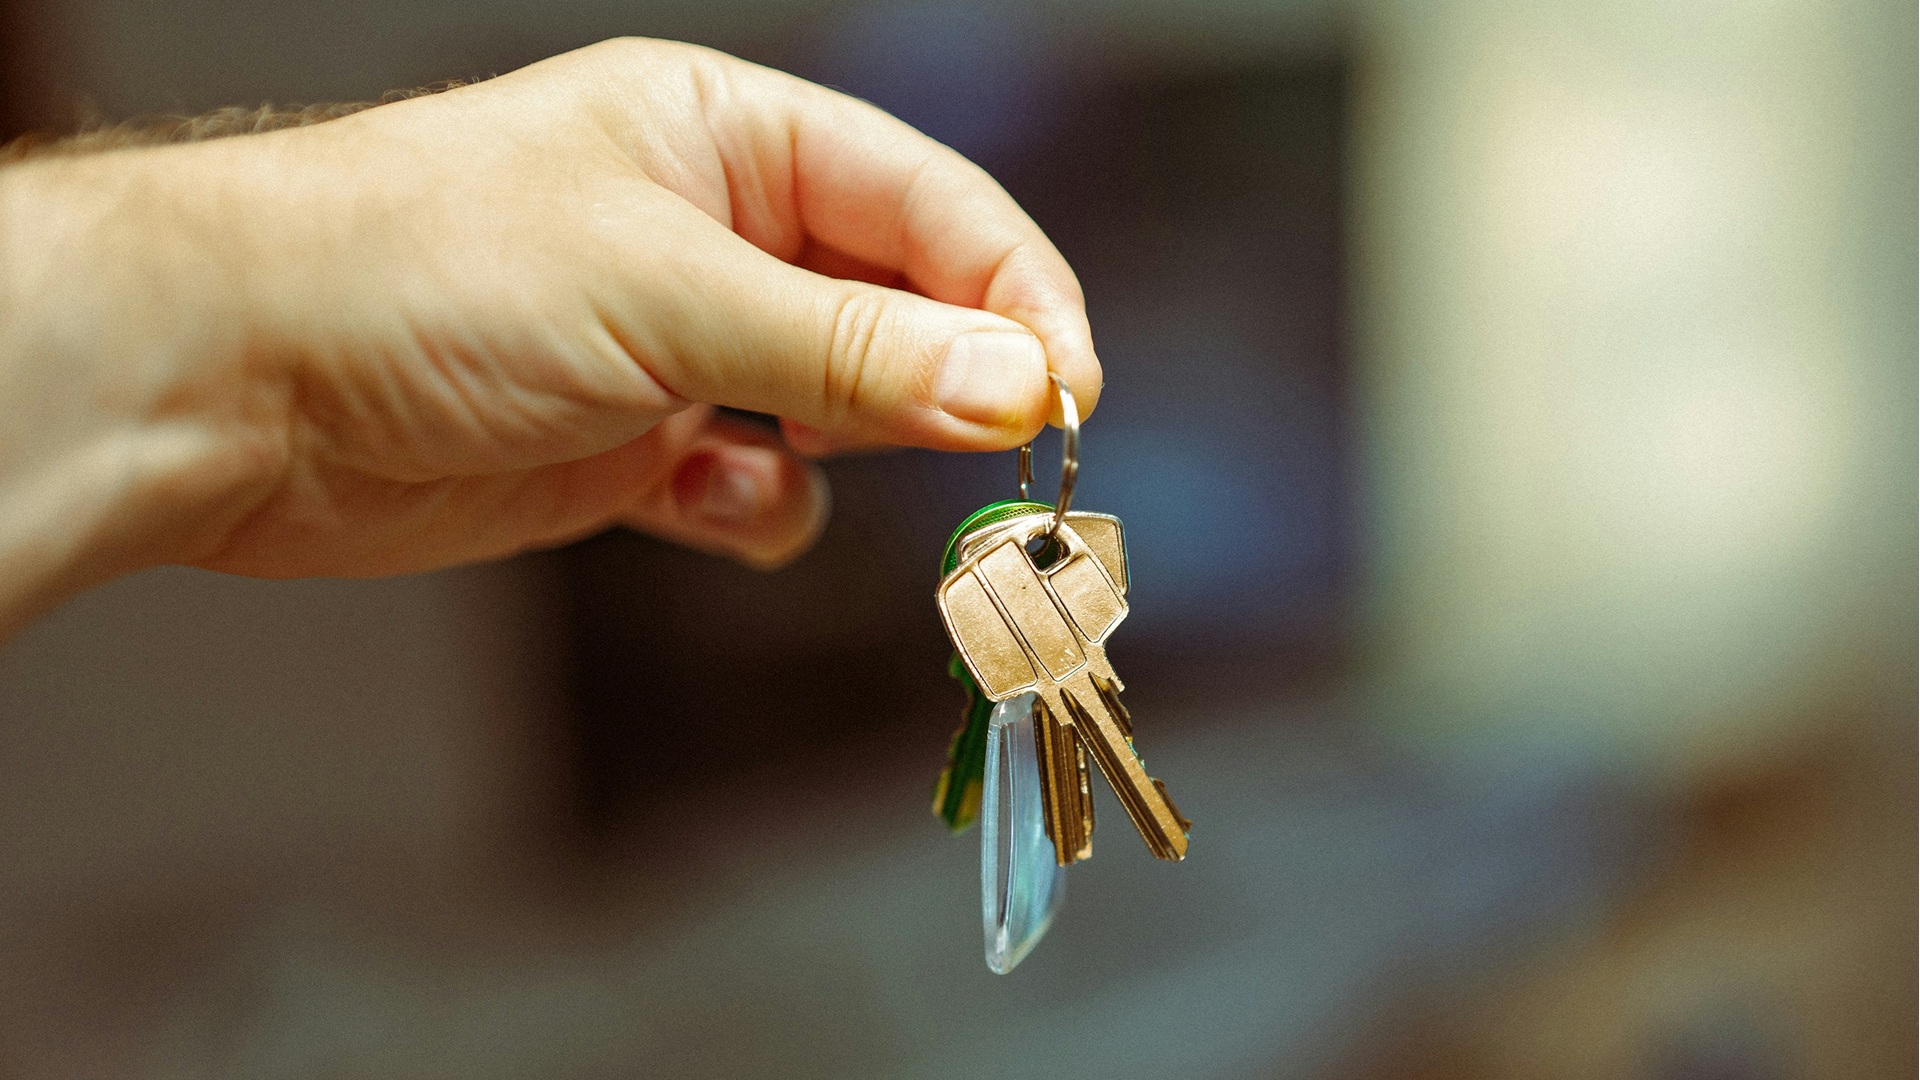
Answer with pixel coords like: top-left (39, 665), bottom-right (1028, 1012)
top-left (0, 150), bottom-right (291, 638)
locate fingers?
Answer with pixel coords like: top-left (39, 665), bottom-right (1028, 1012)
top-left (792, 238), bottom-right (903, 290)
top-left (480, 408), bottom-right (829, 569)
top-left (777, 80), bottom-right (1103, 424)
top-left (595, 197), bottom-right (1055, 451)
top-left (199, 405), bottom-right (830, 576)
top-left (510, 406), bottom-right (828, 569)
top-left (778, 418), bottom-right (890, 458)
top-left (620, 410), bottom-right (830, 568)
top-left (587, 42), bottom-right (1101, 431)
top-left (746, 60), bottom-right (1100, 421)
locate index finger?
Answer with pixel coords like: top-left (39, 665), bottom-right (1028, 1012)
top-left (684, 50), bottom-right (1102, 421)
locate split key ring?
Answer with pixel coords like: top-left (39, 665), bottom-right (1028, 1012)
top-left (1016, 372), bottom-right (1080, 540)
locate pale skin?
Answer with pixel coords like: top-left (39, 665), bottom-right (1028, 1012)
top-left (0, 38), bottom-right (1102, 641)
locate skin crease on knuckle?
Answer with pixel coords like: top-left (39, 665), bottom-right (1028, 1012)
top-left (823, 288), bottom-right (890, 432)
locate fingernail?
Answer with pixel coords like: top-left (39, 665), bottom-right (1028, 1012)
top-left (683, 451), bottom-right (771, 525)
top-left (935, 331), bottom-right (1044, 426)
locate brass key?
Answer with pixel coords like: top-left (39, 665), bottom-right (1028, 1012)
top-left (952, 508), bottom-right (1129, 862)
top-left (939, 515), bottom-right (1189, 862)
top-left (932, 502), bottom-right (1127, 837)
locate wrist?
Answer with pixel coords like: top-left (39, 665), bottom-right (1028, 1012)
top-left (0, 148), bottom-right (294, 635)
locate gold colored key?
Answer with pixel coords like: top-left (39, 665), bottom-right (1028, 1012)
top-left (938, 514), bottom-right (1190, 863)
top-left (952, 508), bottom-right (1130, 862)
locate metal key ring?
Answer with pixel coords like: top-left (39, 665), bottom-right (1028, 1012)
top-left (1016, 372), bottom-right (1079, 539)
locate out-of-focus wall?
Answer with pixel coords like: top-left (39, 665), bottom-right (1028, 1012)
top-left (0, 563), bottom-right (571, 1074)
top-left (12, 0), bottom-right (1340, 126)
top-left (1344, 13), bottom-right (1918, 1068)
top-left (1352, 0), bottom-right (1917, 770)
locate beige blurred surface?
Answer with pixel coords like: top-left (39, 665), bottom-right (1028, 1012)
top-left (1352, 0), bottom-right (1917, 772)
top-left (1343, 0), bottom-right (1917, 1073)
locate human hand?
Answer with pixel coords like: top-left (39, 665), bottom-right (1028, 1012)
top-left (0, 38), bottom-right (1100, 630)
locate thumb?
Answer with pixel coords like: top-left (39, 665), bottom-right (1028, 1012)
top-left (632, 222), bottom-right (1054, 451)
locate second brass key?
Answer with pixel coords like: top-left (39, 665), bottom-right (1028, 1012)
top-left (937, 517), bottom-right (1190, 863)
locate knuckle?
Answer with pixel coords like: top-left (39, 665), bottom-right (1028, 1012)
top-left (588, 36), bottom-right (658, 63)
top-left (585, 37), bottom-right (716, 78)
top-left (824, 290), bottom-right (893, 423)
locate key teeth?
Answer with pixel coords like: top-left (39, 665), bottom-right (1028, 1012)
top-left (1152, 779), bottom-right (1192, 861)
top-left (1059, 677), bottom-right (1189, 863)
top-left (1034, 697), bottom-right (1094, 866)
top-left (1091, 673), bottom-right (1132, 739)
top-left (1153, 779), bottom-right (1191, 833)
top-left (1032, 702), bottom-right (1060, 862)
top-left (1072, 739), bottom-right (1094, 863)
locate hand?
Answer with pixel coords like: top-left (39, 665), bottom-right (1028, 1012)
top-left (0, 38), bottom-right (1100, 633)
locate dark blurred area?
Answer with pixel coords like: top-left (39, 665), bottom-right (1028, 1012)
top-left (0, 1), bottom-right (1912, 1079)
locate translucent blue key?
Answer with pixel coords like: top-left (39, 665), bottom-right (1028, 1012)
top-left (980, 691), bottom-right (1064, 973)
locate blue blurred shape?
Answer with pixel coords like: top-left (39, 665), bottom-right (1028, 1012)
top-left (803, 0), bottom-right (1064, 163)
top-left (1067, 402), bottom-right (1346, 643)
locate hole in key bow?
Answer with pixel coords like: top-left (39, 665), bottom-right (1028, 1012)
top-left (1025, 532), bottom-right (1065, 571)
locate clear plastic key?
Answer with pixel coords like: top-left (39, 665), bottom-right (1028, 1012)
top-left (980, 690), bottom-right (1062, 973)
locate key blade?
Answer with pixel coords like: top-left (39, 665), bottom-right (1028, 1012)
top-left (1032, 696), bottom-right (1094, 865)
top-left (1072, 735), bottom-right (1096, 855)
top-left (1153, 779), bottom-right (1192, 835)
top-left (1059, 669), bottom-right (1190, 861)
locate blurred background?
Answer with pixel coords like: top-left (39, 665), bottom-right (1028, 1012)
top-left (0, 0), bottom-right (1912, 1077)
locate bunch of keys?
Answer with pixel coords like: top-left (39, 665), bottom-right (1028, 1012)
top-left (931, 374), bottom-right (1190, 973)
